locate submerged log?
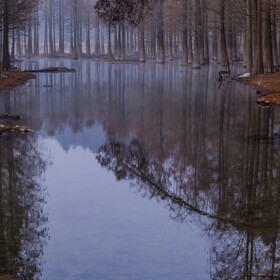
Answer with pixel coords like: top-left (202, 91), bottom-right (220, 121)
top-left (24, 67), bottom-right (75, 73)
top-left (0, 113), bottom-right (20, 120)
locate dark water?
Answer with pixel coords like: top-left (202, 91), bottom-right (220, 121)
top-left (1, 59), bottom-right (280, 279)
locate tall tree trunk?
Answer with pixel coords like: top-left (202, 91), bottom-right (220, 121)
top-left (11, 27), bottom-right (15, 59)
top-left (44, 4), bottom-right (48, 54)
top-left (86, 3), bottom-right (91, 56)
top-left (168, 32), bottom-right (173, 60)
top-left (2, 0), bottom-right (10, 70)
top-left (253, 0), bottom-right (264, 74)
top-left (139, 25), bottom-right (146, 62)
top-left (192, 0), bottom-right (201, 69)
top-left (34, 7), bottom-right (40, 55)
top-left (219, 0), bottom-right (230, 72)
top-left (187, 3), bottom-right (193, 64)
top-left (95, 20), bottom-right (101, 56)
top-left (107, 25), bottom-right (112, 58)
top-left (212, 17), bottom-right (218, 61)
top-left (150, 31), bottom-right (156, 59)
top-left (72, 0), bottom-right (78, 58)
top-left (27, 18), bottom-right (33, 57)
top-left (120, 22), bottom-right (126, 60)
top-left (264, 1), bottom-right (273, 72)
top-left (16, 30), bottom-right (22, 57)
top-left (48, 0), bottom-right (54, 54)
top-left (181, 0), bottom-right (188, 65)
top-left (203, 0), bottom-right (209, 64)
top-left (156, 0), bottom-right (165, 63)
top-left (246, 0), bottom-right (253, 72)
top-left (271, 0), bottom-right (278, 67)
top-left (59, 0), bottom-right (65, 54)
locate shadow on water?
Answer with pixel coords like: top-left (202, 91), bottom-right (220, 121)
top-left (2, 59), bottom-right (280, 279)
top-left (0, 87), bottom-right (49, 280)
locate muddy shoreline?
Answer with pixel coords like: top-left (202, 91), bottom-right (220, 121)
top-left (0, 71), bottom-right (36, 91)
top-left (241, 72), bottom-right (280, 106)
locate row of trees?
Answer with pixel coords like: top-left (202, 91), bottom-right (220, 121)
top-left (0, 0), bottom-right (39, 70)
top-left (1, 0), bottom-right (280, 74)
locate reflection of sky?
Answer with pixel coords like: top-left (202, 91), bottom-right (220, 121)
top-left (39, 123), bottom-right (106, 153)
top-left (41, 137), bottom-right (209, 280)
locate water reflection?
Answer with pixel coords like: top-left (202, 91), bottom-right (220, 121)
top-left (94, 67), bottom-right (280, 278)
top-left (0, 134), bottom-right (48, 279)
top-left (2, 59), bottom-right (280, 279)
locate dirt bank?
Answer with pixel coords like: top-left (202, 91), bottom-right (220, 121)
top-left (242, 72), bottom-right (280, 106)
top-left (0, 70), bottom-right (36, 91)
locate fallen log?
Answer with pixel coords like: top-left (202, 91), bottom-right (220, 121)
top-left (24, 67), bottom-right (75, 73)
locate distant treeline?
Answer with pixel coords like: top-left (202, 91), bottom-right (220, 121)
top-left (0, 0), bottom-right (279, 74)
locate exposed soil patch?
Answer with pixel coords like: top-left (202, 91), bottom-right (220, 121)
top-left (0, 70), bottom-right (35, 91)
top-left (240, 72), bottom-right (280, 106)
top-left (0, 275), bottom-right (17, 280)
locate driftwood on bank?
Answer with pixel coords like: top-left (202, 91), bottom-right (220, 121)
top-left (0, 114), bottom-right (32, 134)
top-left (24, 67), bottom-right (75, 73)
top-left (0, 124), bottom-right (32, 134)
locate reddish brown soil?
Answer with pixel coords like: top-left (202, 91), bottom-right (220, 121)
top-left (243, 72), bottom-right (280, 106)
top-left (0, 275), bottom-right (17, 280)
top-left (0, 71), bottom-right (35, 91)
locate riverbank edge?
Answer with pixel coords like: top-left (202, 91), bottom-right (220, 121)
top-left (240, 72), bottom-right (280, 106)
top-left (1, 69), bottom-right (280, 107)
top-left (0, 71), bottom-right (36, 92)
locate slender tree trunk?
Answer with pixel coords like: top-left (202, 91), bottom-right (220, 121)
top-left (2, 0), bottom-right (10, 70)
top-left (212, 17), bottom-right (218, 61)
top-left (150, 31), bottom-right (156, 59)
top-left (86, 4), bottom-right (91, 56)
top-left (219, 0), bottom-right (230, 72)
top-left (11, 27), bottom-right (15, 60)
top-left (44, 4), bottom-right (48, 54)
top-left (271, 0), bottom-right (278, 67)
top-left (187, 4), bottom-right (193, 64)
top-left (203, 0), bottom-right (209, 64)
top-left (53, 5), bottom-right (56, 54)
top-left (246, 0), bottom-right (253, 72)
top-left (16, 30), bottom-right (22, 57)
top-left (139, 25), bottom-right (146, 62)
top-left (120, 21), bottom-right (126, 60)
top-left (27, 18), bottom-right (33, 57)
top-left (181, 0), bottom-right (188, 65)
top-left (156, 0), bottom-right (165, 63)
top-left (34, 7), bottom-right (40, 55)
top-left (254, 0), bottom-right (264, 74)
top-left (59, 0), bottom-right (65, 54)
top-left (48, 0), bottom-right (54, 54)
top-left (264, 1), bottom-right (273, 72)
top-left (169, 32), bottom-right (173, 60)
top-left (192, 0), bottom-right (200, 69)
top-left (107, 25), bottom-right (112, 58)
top-left (72, 0), bottom-right (78, 58)
top-left (95, 20), bottom-right (101, 56)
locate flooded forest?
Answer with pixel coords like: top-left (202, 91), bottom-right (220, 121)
top-left (1, 1), bottom-right (280, 280)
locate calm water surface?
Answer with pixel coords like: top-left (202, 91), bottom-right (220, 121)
top-left (1, 59), bottom-right (280, 279)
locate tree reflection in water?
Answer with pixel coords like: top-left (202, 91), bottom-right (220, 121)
top-left (96, 76), bottom-right (280, 279)
top-left (2, 59), bottom-right (280, 279)
top-left (0, 134), bottom-right (48, 280)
